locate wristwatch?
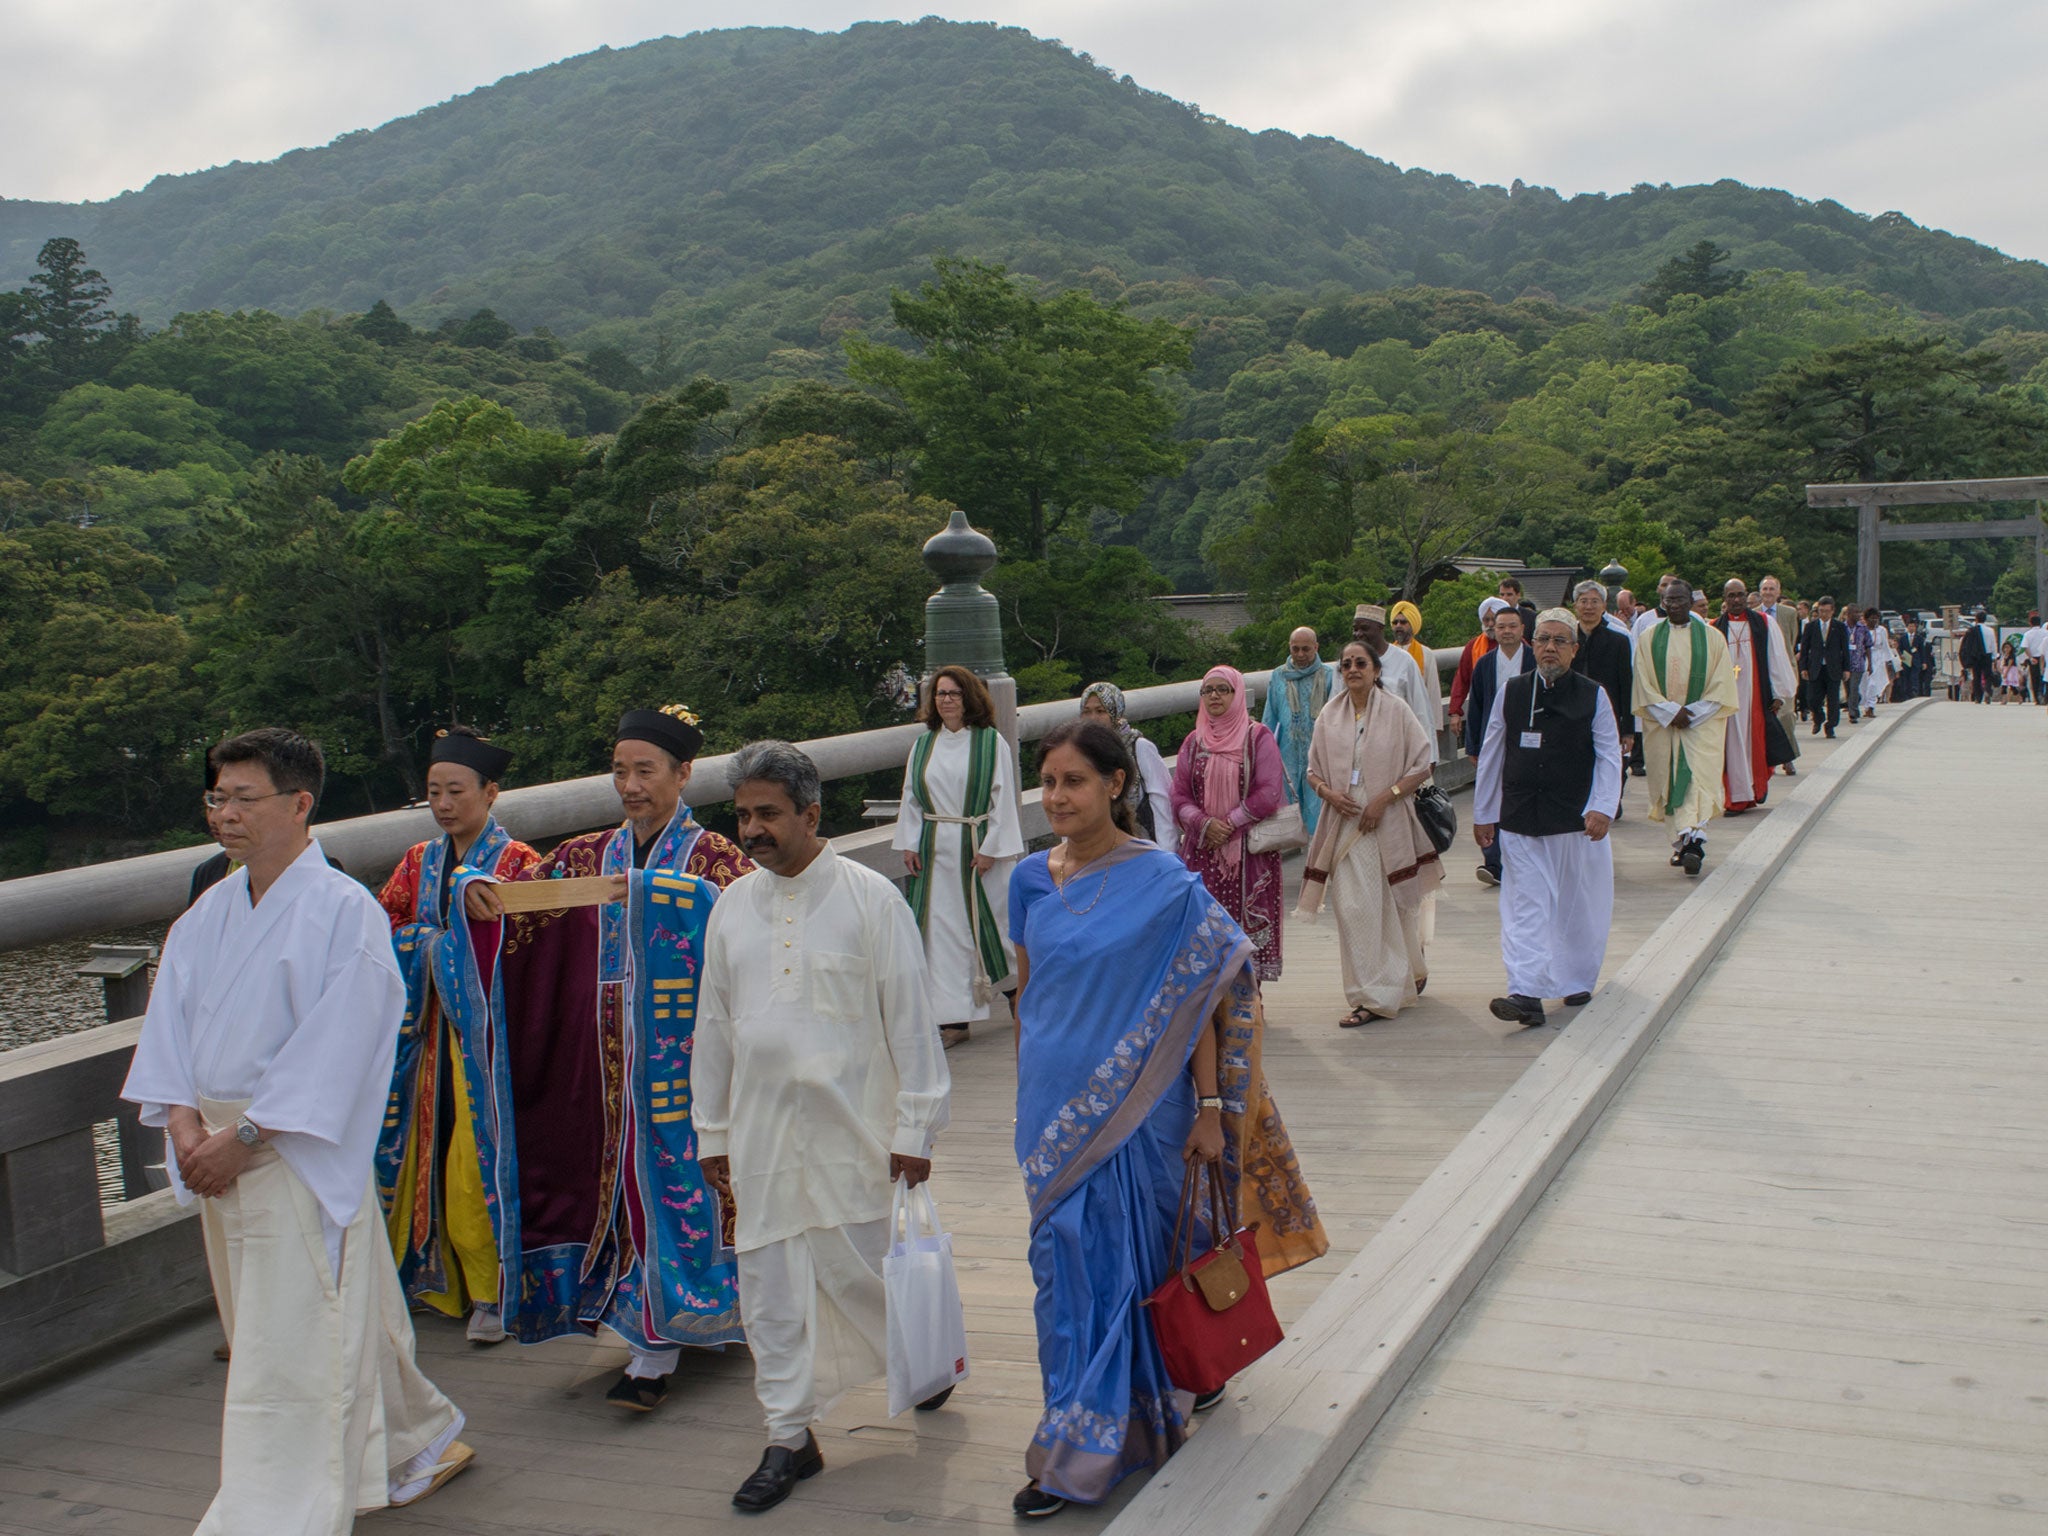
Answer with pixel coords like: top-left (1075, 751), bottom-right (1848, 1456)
top-left (234, 1115), bottom-right (262, 1148)
top-left (1391, 783), bottom-right (1405, 798)
top-left (1197, 1095), bottom-right (1223, 1111)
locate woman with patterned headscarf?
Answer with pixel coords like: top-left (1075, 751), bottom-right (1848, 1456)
top-left (1079, 681), bottom-right (1177, 852)
top-left (1169, 666), bottom-right (1288, 981)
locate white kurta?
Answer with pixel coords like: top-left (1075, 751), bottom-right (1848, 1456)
top-left (891, 726), bottom-right (1024, 1024)
top-left (1475, 681), bottom-right (1622, 1000)
top-left (1377, 644), bottom-right (1441, 763)
top-left (695, 840), bottom-right (953, 1251)
top-left (121, 839), bottom-right (460, 1532)
top-left (696, 843), bottom-right (953, 1441)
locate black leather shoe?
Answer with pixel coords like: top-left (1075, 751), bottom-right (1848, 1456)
top-left (733, 1431), bottom-right (823, 1512)
top-left (1013, 1483), bottom-right (1069, 1519)
top-left (604, 1370), bottom-right (668, 1412)
top-left (916, 1386), bottom-right (955, 1411)
top-left (1680, 839), bottom-right (1705, 877)
top-left (1563, 991), bottom-right (1593, 1006)
top-left (1489, 995), bottom-right (1546, 1028)
top-left (1192, 1386), bottom-right (1226, 1412)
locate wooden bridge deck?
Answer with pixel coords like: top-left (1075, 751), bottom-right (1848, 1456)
top-left (0, 731), bottom-right (1882, 1535)
top-left (1301, 703), bottom-right (2047, 1536)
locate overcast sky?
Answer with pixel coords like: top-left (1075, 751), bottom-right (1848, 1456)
top-left (10, 1), bottom-right (2046, 264)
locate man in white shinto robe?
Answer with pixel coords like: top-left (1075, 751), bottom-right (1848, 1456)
top-left (699, 741), bottom-right (953, 1513)
top-left (123, 728), bottom-right (469, 1534)
top-left (1474, 612), bottom-right (1622, 1029)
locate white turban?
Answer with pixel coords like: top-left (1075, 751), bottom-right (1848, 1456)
top-left (1478, 596), bottom-right (1510, 620)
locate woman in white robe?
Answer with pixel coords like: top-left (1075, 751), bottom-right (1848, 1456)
top-left (894, 666), bottom-right (1024, 1037)
top-left (1861, 612), bottom-right (1898, 712)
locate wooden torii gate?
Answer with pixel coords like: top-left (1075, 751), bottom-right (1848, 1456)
top-left (1805, 475), bottom-right (2048, 613)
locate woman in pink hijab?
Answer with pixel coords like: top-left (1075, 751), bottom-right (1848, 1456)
top-left (1169, 665), bottom-right (1289, 980)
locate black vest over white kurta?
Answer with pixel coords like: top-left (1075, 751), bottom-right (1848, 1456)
top-left (1498, 670), bottom-right (1601, 838)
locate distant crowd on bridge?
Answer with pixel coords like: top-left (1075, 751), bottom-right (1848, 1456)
top-left (113, 572), bottom-right (2043, 1532)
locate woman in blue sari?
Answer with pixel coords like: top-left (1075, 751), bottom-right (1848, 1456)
top-left (1009, 721), bottom-right (1326, 1518)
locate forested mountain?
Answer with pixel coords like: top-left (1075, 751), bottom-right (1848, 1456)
top-left (5, 20), bottom-right (2048, 876)
top-left (4, 17), bottom-right (2046, 382)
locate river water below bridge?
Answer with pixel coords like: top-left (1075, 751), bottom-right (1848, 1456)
top-left (0, 924), bottom-right (168, 1050)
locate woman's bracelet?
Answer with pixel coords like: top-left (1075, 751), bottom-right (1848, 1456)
top-left (1197, 1095), bottom-right (1223, 1111)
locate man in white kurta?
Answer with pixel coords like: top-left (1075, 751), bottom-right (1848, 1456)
top-left (121, 729), bottom-right (466, 1534)
top-left (1474, 612), bottom-right (1622, 1028)
top-left (893, 684), bottom-right (1024, 1040)
top-left (1354, 603), bottom-right (1441, 761)
top-left (701, 741), bottom-right (953, 1512)
top-left (1632, 580), bottom-right (1738, 876)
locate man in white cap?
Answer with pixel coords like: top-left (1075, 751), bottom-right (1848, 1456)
top-left (1474, 610), bottom-right (1621, 1027)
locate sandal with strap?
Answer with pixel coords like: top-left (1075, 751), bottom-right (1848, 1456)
top-left (1338, 1006), bottom-right (1377, 1029)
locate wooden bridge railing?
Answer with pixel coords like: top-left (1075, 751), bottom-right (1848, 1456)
top-left (0, 655), bottom-right (1462, 1396)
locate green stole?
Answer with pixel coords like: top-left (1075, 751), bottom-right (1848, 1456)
top-left (1649, 617), bottom-right (1711, 817)
top-left (903, 725), bottom-right (1011, 986)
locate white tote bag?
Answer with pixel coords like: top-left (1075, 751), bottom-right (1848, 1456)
top-left (884, 1179), bottom-right (971, 1417)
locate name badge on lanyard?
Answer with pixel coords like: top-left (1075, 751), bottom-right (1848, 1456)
top-left (1519, 730), bottom-right (1543, 749)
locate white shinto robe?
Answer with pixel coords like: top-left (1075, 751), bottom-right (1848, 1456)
top-left (1861, 628), bottom-right (1897, 710)
top-left (695, 843), bottom-right (952, 1435)
top-left (122, 839), bottom-right (460, 1533)
top-left (1475, 681), bottom-right (1623, 1000)
top-left (891, 725), bottom-right (1024, 1025)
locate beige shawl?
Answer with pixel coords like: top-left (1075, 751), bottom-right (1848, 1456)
top-left (1295, 684), bottom-right (1441, 918)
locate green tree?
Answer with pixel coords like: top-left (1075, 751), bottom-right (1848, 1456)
top-left (353, 299), bottom-right (416, 347)
top-left (36, 382), bottom-right (248, 474)
top-left (23, 238), bottom-right (132, 387)
top-left (0, 523), bottom-right (201, 829)
top-left (1639, 240), bottom-right (1748, 312)
top-left (846, 257), bottom-right (1190, 558)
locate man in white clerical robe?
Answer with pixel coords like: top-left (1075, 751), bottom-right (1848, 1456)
top-left (1632, 579), bottom-right (1738, 877)
top-left (699, 741), bottom-right (953, 1514)
top-left (122, 728), bottom-right (468, 1535)
top-left (1474, 611), bottom-right (1622, 1028)
top-left (1714, 579), bottom-right (1798, 813)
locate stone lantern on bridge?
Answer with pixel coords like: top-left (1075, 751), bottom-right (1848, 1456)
top-left (1600, 560), bottom-right (1627, 613)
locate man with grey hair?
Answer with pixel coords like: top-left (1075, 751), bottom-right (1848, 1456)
top-left (696, 741), bottom-right (953, 1512)
top-left (1474, 610), bottom-right (1621, 1028)
top-left (1570, 578), bottom-right (1634, 816)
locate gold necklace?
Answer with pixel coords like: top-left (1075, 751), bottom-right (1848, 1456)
top-left (1051, 844), bottom-right (1115, 915)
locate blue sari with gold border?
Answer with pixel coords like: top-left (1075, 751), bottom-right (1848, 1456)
top-left (1011, 839), bottom-right (1324, 1504)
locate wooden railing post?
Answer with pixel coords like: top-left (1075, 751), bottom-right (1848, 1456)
top-left (78, 944), bottom-right (160, 1199)
top-left (0, 1130), bottom-right (104, 1274)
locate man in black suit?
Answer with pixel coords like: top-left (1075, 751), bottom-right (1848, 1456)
top-left (1465, 604), bottom-right (1536, 885)
top-left (1796, 596), bottom-right (1850, 737)
top-left (1568, 578), bottom-right (1633, 816)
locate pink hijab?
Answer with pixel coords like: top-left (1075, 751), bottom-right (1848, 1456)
top-left (1194, 665), bottom-right (1252, 869)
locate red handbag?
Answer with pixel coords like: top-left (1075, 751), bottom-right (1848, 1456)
top-left (1141, 1161), bottom-right (1284, 1396)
